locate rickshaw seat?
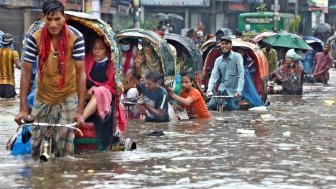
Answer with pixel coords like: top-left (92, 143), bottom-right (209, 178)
top-left (74, 122), bottom-right (107, 151)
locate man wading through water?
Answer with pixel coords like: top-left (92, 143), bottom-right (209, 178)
top-left (15, 0), bottom-right (86, 159)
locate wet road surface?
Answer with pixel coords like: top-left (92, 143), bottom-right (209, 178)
top-left (0, 70), bottom-right (336, 188)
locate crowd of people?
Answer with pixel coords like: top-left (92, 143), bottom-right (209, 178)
top-left (1, 0), bottom-right (335, 160)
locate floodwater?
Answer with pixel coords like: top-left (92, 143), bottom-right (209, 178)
top-left (0, 70), bottom-right (336, 189)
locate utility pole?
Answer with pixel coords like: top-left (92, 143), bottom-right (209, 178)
top-left (295, 0), bottom-right (299, 33)
top-left (91, 0), bottom-right (101, 19)
top-left (82, 0), bottom-right (85, 12)
top-left (273, 0), bottom-right (279, 32)
top-left (133, 0), bottom-right (140, 28)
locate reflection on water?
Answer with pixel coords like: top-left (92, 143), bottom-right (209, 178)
top-left (0, 70), bottom-right (336, 188)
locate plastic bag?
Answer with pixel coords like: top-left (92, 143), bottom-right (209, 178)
top-left (11, 126), bottom-right (31, 155)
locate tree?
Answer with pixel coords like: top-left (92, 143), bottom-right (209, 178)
top-left (256, 3), bottom-right (267, 13)
top-left (288, 15), bottom-right (301, 33)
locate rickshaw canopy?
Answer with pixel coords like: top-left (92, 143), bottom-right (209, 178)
top-left (65, 11), bottom-right (122, 84)
top-left (164, 33), bottom-right (203, 72)
top-left (117, 28), bottom-right (175, 76)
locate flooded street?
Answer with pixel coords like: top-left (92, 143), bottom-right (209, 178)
top-left (0, 70), bottom-right (336, 189)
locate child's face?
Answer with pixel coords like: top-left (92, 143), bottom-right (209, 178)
top-left (93, 39), bottom-right (108, 62)
top-left (181, 76), bottom-right (192, 90)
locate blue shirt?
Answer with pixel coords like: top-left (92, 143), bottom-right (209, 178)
top-left (87, 59), bottom-right (109, 89)
top-left (137, 83), bottom-right (170, 122)
top-left (207, 51), bottom-right (245, 95)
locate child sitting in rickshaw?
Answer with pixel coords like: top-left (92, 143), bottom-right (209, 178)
top-left (84, 37), bottom-right (126, 147)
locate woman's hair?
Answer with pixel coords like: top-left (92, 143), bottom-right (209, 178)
top-left (42, 0), bottom-right (65, 16)
top-left (181, 71), bottom-right (202, 93)
top-left (181, 71), bottom-right (195, 83)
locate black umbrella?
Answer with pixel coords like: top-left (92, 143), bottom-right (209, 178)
top-left (312, 23), bottom-right (332, 35)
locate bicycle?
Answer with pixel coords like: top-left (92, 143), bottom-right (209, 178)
top-left (18, 118), bottom-right (82, 161)
top-left (206, 92), bottom-right (239, 112)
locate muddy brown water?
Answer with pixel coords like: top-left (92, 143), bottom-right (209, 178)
top-left (0, 69), bottom-right (335, 188)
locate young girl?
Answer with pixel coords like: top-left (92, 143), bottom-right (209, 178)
top-left (168, 72), bottom-right (211, 119)
top-left (84, 37), bottom-right (115, 121)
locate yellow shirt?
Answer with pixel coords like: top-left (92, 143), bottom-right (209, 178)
top-left (262, 48), bottom-right (278, 73)
top-left (0, 47), bottom-right (19, 85)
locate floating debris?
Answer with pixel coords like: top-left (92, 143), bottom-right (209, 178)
top-left (87, 170), bottom-right (95, 173)
top-left (283, 131), bottom-right (291, 137)
top-left (324, 100), bottom-right (335, 106)
top-left (249, 106), bottom-right (267, 111)
top-left (237, 129), bottom-right (255, 135)
top-left (176, 177), bottom-right (190, 184)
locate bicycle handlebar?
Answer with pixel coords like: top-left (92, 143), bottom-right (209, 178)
top-left (19, 121), bottom-right (83, 137)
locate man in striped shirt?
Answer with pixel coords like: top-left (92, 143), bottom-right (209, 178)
top-left (0, 33), bottom-right (21, 98)
top-left (15, 0), bottom-right (86, 159)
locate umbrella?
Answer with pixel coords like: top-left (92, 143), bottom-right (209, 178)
top-left (155, 13), bottom-right (183, 21)
top-left (155, 13), bottom-right (169, 20)
top-left (312, 23), bottom-right (331, 35)
top-left (263, 32), bottom-right (313, 50)
top-left (253, 31), bottom-right (276, 42)
top-left (167, 13), bottom-right (183, 21)
top-left (303, 36), bottom-right (324, 51)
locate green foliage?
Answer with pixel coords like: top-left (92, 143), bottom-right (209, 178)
top-left (141, 15), bottom-right (160, 30)
top-left (288, 15), bottom-right (301, 33)
top-left (256, 3), bottom-right (267, 13)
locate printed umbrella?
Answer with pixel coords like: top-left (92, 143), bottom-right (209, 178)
top-left (253, 31), bottom-right (276, 42)
top-left (263, 32), bottom-right (313, 50)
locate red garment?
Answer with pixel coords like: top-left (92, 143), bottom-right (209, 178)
top-left (123, 49), bottom-right (133, 74)
top-left (39, 23), bottom-right (69, 89)
top-left (314, 52), bottom-right (333, 82)
top-left (85, 53), bottom-right (115, 94)
top-left (118, 104), bottom-right (126, 132)
top-left (276, 63), bottom-right (303, 82)
top-left (93, 86), bottom-right (112, 120)
top-left (85, 53), bottom-right (127, 132)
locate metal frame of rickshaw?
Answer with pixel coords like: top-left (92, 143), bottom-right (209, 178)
top-left (201, 38), bottom-right (269, 104)
top-left (21, 11), bottom-right (123, 153)
top-left (163, 33), bottom-right (203, 89)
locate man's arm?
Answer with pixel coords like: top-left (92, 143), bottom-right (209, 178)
top-left (14, 62), bottom-right (32, 124)
top-left (312, 54), bottom-right (318, 74)
top-left (207, 58), bottom-right (220, 93)
top-left (143, 103), bottom-right (166, 118)
top-left (314, 61), bottom-right (332, 77)
top-left (72, 33), bottom-right (86, 124)
top-left (13, 51), bottom-right (21, 69)
top-left (142, 93), bottom-right (168, 119)
top-left (15, 33), bottom-right (37, 124)
top-left (14, 59), bottom-right (21, 70)
top-left (235, 54), bottom-right (245, 96)
top-left (74, 60), bottom-right (86, 115)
